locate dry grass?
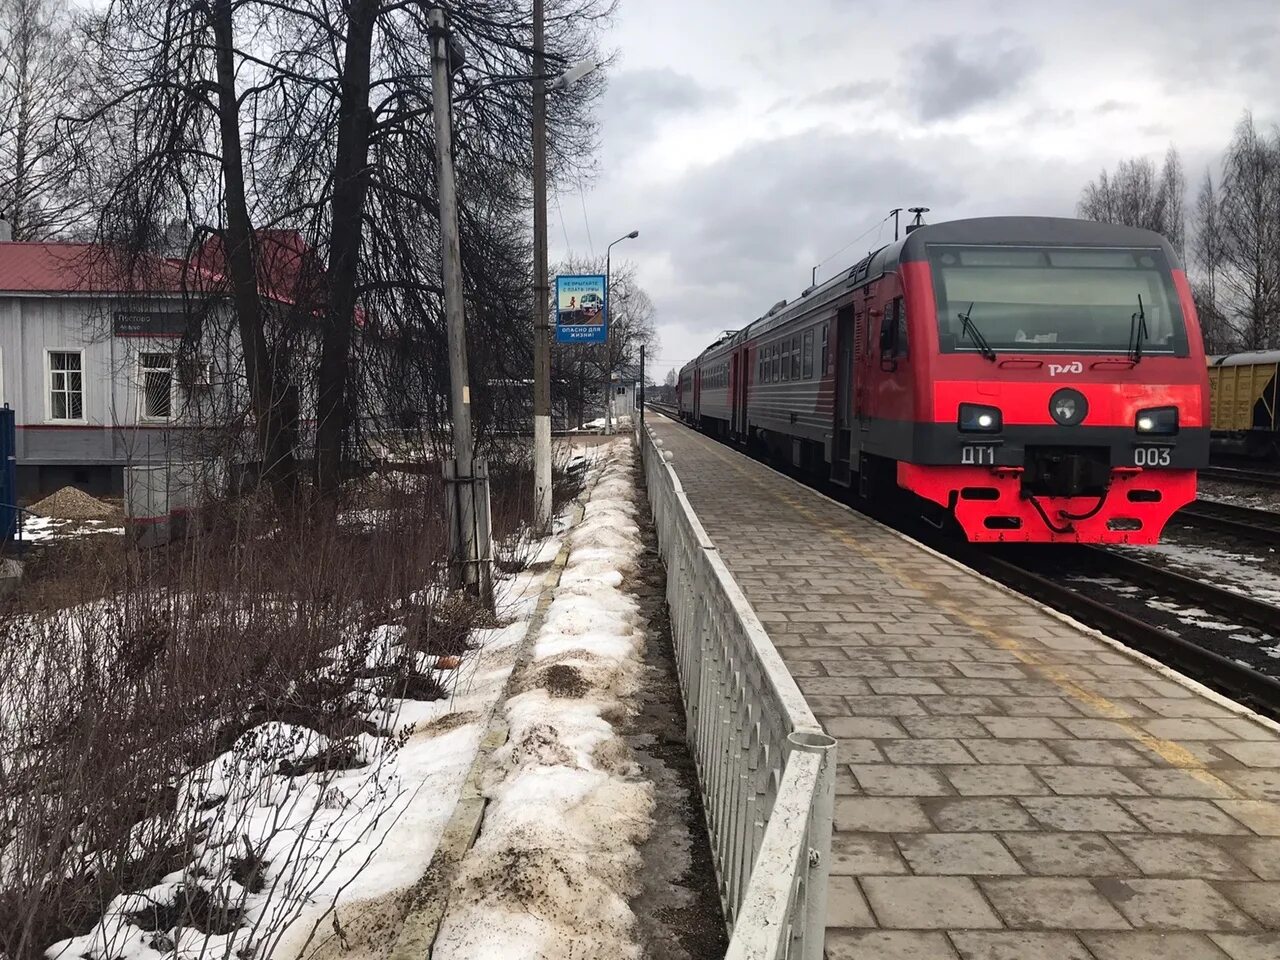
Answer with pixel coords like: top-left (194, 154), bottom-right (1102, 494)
top-left (0, 451), bottom-right (586, 960)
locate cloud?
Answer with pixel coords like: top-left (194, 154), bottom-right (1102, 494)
top-left (598, 68), bottom-right (731, 156)
top-left (801, 80), bottom-right (881, 108)
top-left (908, 32), bottom-right (1041, 121)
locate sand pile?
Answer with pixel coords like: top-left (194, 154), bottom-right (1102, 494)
top-left (28, 486), bottom-right (117, 521)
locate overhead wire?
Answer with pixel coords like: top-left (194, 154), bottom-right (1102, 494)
top-left (812, 211), bottom-right (894, 284)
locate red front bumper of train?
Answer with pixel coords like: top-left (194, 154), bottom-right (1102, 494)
top-left (898, 463), bottom-right (1197, 544)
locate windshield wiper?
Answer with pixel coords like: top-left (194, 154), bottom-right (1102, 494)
top-left (1128, 294), bottom-right (1147, 363)
top-left (958, 302), bottom-right (997, 361)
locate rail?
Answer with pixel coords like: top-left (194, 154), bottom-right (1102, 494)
top-left (636, 417), bottom-right (835, 960)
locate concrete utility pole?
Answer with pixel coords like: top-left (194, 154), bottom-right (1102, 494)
top-left (604, 230), bottom-right (639, 434)
top-left (531, 0), bottom-right (552, 527)
top-left (429, 7), bottom-right (490, 603)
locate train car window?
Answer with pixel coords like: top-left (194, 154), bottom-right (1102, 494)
top-left (791, 337), bottom-right (801, 380)
top-left (771, 344), bottom-right (780, 382)
top-left (803, 330), bottom-right (814, 378)
top-left (879, 297), bottom-right (908, 358)
top-left (821, 323), bottom-right (829, 375)
top-left (781, 341), bottom-right (789, 381)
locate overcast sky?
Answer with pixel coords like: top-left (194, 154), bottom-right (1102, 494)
top-left (547, 0), bottom-right (1280, 378)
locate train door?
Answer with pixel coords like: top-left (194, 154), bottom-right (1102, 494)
top-left (832, 307), bottom-right (855, 484)
top-left (731, 347), bottom-right (749, 439)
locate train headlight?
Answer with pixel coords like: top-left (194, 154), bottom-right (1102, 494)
top-left (1135, 406), bottom-right (1178, 435)
top-left (958, 403), bottom-right (1002, 433)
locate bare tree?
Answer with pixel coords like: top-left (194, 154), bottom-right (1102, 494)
top-left (1190, 169), bottom-right (1234, 353)
top-left (1216, 112), bottom-right (1280, 350)
top-left (73, 0), bottom-right (612, 498)
top-left (1078, 147), bottom-right (1186, 255)
top-left (0, 0), bottom-right (84, 238)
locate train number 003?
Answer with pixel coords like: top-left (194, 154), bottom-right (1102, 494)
top-left (1134, 447), bottom-right (1172, 467)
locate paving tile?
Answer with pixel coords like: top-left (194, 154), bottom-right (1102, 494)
top-left (1002, 831), bottom-right (1133, 876)
top-left (892, 661), bottom-right (962, 678)
top-left (896, 833), bottom-right (1023, 876)
top-left (1053, 740), bottom-right (1157, 766)
top-left (921, 696), bottom-right (1001, 715)
top-left (1092, 878), bottom-right (1255, 930)
top-left (1128, 768), bottom-right (1238, 799)
top-left (839, 740), bottom-right (888, 764)
top-left (1216, 768), bottom-right (1280, 802)
top-left (842, 694), bottom-right (929, 716)
top-left (1022, 796), bottom-right (1145, 832)
top-left (827, 875), bottom-right (876, 927)
top-left (862, 876), bottom-right (1003, 929)
top-left (883, 739), bottom-right (976, 765)
top-left (1218, 741), bottom-right (1280, 768)
top-left (1081, 932), bottom-right (1233, 960)
top-left (1140, 698), bottom-right (1239, 719)
top-left (949, 931), bottom-right (1092, 960)
top-left (944, 765), bottom-right (1047, 797)
top-left (830, 831), bottom-right (909, 875)
top-left (978, 716), bottom-right (1072, 739)
top-left (1142, 719), bottom-right (1240, 741)
top-left (1221, 837), bottom-right (1280, 880)
top-left (924, 798), bottom-right (1038, 832)
top-left (800, 676), bottom-right (872, 695)
top-left (992, 696), bottom-right (1083, 717)
top-left (1120, 799), bottom-right (1250, 834)
top-left (979, 877), bottom-right (1130, 929)
top-left (1036, 765), bottom-right (1146, 796)
top-left (903, 717), bottom-right (990, 739)
top-left (835, 796), bottom-right (933, 833)
top-left (1110, 835), bottom-right (1254, 879)
top-left (955, 662), bottom-right (1028, 679)
top-left (1215, 800), bottom-right (1280, 837)
top-left (1214, 881), bottom-right (1280, 928)
top-left (963, 739), bottom-right (1063, 766)
top-left (851, 764), bottom-right (953, 797)
top-left (825, 716), bottom-right (909, 739)
top-left (870, 677), bottom-right (948, 696)
top-left (826, 930), bottom-right (959, 960)
top-left (1209, 933), bottom-right (1280, 960)
top-left (1214, 719), bottom-right (1280, 741)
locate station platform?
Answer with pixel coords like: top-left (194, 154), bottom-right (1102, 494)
top-left (647, 414), bottom-right (1280, 960)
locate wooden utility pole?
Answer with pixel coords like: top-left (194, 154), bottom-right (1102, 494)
top-left (531, 0), bottom-right (552, 526)
top-left (429, 7), bottom-right (491, 604)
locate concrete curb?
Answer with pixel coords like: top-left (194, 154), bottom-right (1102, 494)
top-left (387, 463), bottom-right (601, 960)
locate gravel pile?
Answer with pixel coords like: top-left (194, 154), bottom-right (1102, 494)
top-left (28, 486), bottom-right (117, 521)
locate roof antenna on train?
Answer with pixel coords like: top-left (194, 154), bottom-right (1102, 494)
top-left (906, 207), bottom-right (931, 234)
top-left (889, 207), bottom-right (903, 242)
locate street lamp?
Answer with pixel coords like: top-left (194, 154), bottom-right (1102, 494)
top-left (532, 0), bottom-right (600, 526)
top-left (604, 229), bottom-right (640, 435)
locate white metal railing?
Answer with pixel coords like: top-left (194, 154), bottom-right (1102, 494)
top-left (636, 420), bottom-right (835, 960)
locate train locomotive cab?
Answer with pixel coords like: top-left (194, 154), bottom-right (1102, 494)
top-left (888, 218), bottom-right (1210, 543)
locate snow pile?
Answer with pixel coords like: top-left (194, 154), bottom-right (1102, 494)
top-left (433, 439), bottom-right (654, 960)
top-left (43, 560), bottom-right (574, 960)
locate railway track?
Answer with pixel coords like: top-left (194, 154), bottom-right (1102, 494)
top-left (1200, 465), bottom-right (1280, 490)
top-left (1176, 498), bottom-right (1280, 546)
top-left (957, 545), bottom-right (1280, 718)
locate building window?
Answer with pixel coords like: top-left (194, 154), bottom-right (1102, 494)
top-left (47, 351), bottom-right (85, 421)
top-left (803, 330), bottom-right (814, 379)
top-left (140, 352), bottom-right (175, 420)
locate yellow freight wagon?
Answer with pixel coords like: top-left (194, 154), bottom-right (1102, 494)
top-left (1208, 351), bottom-right (1280, 458)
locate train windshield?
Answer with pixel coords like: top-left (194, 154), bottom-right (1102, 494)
top-left (928, 244), bottom-right (1188, 356)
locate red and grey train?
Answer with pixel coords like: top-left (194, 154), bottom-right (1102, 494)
top-left (676, 216), bottom-right (1210, 544)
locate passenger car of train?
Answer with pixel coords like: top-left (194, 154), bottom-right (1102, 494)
top-left (1207, 351), bottom-right (1279, 459)
top-left (675, 216), bottom-right (1210, 544)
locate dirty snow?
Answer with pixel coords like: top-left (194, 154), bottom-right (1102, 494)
top-left (433, 438), bottom-right (655, 960)
top-left (20, 515), bottom-right (125, 541)
top-left (1126, 540), bottom-right (1280, 609)
top-left (44, 454), bottom-right (601, 960)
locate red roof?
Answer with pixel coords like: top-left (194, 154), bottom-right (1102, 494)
top-left (0, 242), bottom-right (190, 294)
top-left (1, 232), bottom-right (366, 325)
